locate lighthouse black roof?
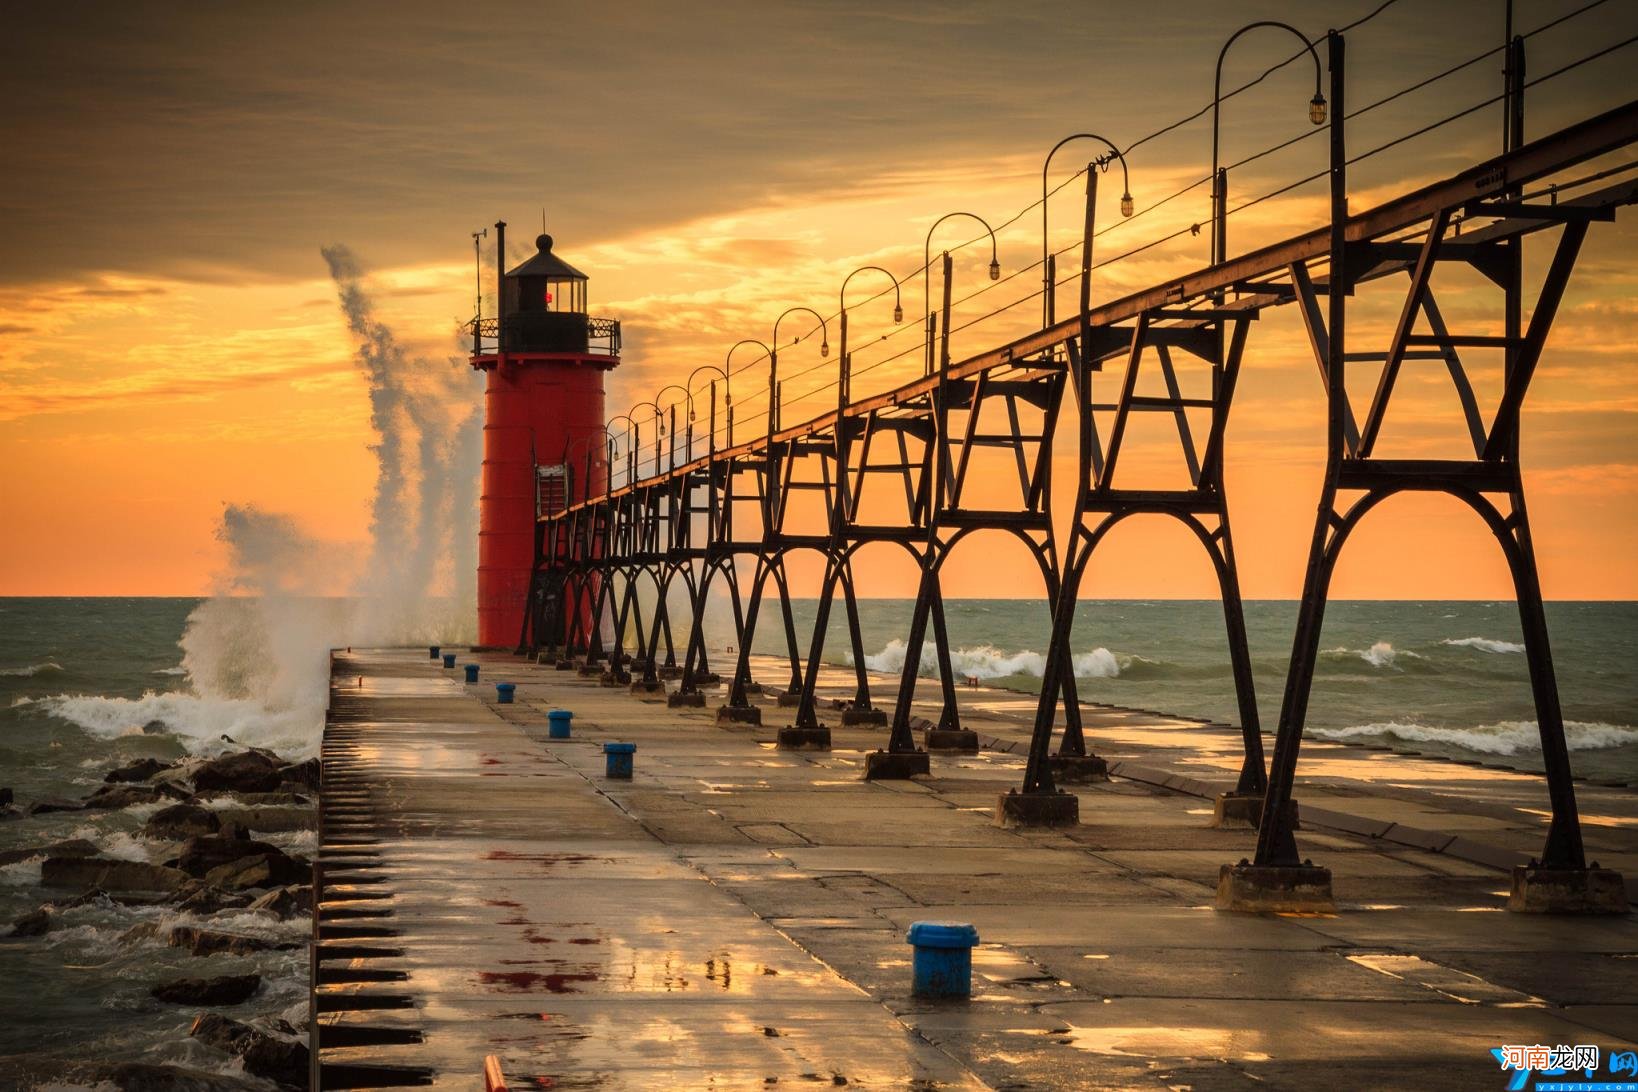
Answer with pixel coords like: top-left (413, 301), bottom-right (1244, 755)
top-left (506, 234), bottom-right (587, 281)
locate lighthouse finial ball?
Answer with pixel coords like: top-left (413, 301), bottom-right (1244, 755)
top-left (536, 233), bottom-right (554, 252)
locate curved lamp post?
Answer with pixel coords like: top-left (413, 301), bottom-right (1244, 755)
top-left (686, 364), bottom-right (728, 459)
top-left (605, 413), bottom-right (637, 490)
top-left (1042, 133), bottom-right (1132, 327)
top-left (838, 265), bottom-right (902, 409)
top-left (724, 338), bottom-right (772, 449)
top-left (628, 399), bottom-right (666, 479)
top-left (1211, 21), bottom-right (1326, 268)
top-left (769, 307), bottom-right (829, 437)
top-left (924, 212), bottom-right (1000, 377)
top-left (653, 383), bottom-right (689, 473)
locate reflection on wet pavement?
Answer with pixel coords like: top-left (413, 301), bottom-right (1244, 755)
top-left (311, 648), bottom-right (1637, 1089)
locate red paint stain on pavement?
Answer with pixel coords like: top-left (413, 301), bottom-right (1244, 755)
top-left (478, 970), bottom-right (599, 994)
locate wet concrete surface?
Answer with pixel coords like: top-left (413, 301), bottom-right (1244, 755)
top-left (312, 649), bottom-right (1638, 1089)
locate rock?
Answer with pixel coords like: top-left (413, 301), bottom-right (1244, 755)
top-left (150, 972), bottom-right (261, 1006)
top-left (227, 791), bottom-right (310, 806)
top-left (83, 784), bottom-right (163, 809)
top-left (168, 925), bottom-right (298, 956)
top-left (242, 1032), bottom-right (310, 1089)
top-left (246, 884), bottom-right (311, 920)
top-left (189, 1013), bottom-right (309, 1089)
top-left (139, 719), bottom-right (170, 735)
top-left (99, 1061), bottom-right (263, 1091)
top-left (145, 803), bottom-right (221, 840)
top-left (171, 835), bottom-right (283, 878)
top-left (0, 804), bottom-right (21, 821)
top-left (192, 751), bottom-right (284, 794)
top-left (170, 880), bottom-right (254, 915)
top-left (27, 797), bottom-right (85, 815)
top-left (104, 757), bottom-right (172, 783)
top-left (8, 907), bottom-right (51, 937)
top-left (41, 856), bottom-right (188, 893)
top-left (0, 837), bottom-right (99, 867)
top-left (215, 806), bottom-right (315, 833)
top-left (276, 758), bottom-right (320, 790)
top-left (188, 1011), bottom-right (258, 1053)
top-left (206, 852), bottom-right (309, 891)
top-left (0, 786), bottom-right (11, 805)
top-left (54, 887), bottom-right (110, 909)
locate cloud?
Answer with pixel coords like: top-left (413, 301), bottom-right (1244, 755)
top-left (3, 0), bottom-right (1634, 290)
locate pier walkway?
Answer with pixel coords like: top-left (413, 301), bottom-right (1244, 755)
top-left (311, 648), bottom-right (1638, 1090)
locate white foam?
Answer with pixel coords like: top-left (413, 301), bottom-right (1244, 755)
top-left (1, 858), bottom-right (43, 886)
top-left (1314, 719), bottom-right (1638, 756)
top-left (1441, 636), bottom-right (1526, 654)
top-left (1, 661), bottom-right (63, 677)
top-left (63, 825), bottom-right (153, 863)
top-left (10, 695), bottom-right (36, 708)
top-left (42, 690), bottom-right (319, 761)
top-left (151, 665), bottom-right (188, 676)
top-left (857, 639), bottom-right (1122, 680)
top-left (1327, 641), bottom-right (1419, 669)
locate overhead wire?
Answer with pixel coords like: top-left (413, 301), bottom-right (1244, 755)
top-left (633, 0), bottom-right (1628, 459)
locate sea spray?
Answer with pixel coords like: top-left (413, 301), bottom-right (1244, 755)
top-left (43, 248), bottom-right (485, 762)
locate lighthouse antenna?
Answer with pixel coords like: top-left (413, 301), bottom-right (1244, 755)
top-left (471, 227), bottom-right (487, 355)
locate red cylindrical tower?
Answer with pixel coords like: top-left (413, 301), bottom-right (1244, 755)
top-left (473, 224), bottom-right (616, 647)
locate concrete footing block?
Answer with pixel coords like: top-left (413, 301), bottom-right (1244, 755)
top-left (576, 663), bottom-right (602, 678)
top-left (864, 750), bottom-right (931, 780)
top-left (775, 690), bottom-right (805, 708)
top-left (1215, 861), bottom-right (1335, 913)
top-left (628, 658), bottom-right (650, 673)
top-left (841, 707), bottom-right (888, 727)
top-left (1048, 753), bottom-right (1108, 783)
top-left (599, 669), bottom-right (631, 687)
top-left (1210, 792), bottom-right (1300, 831)
top-left (1508, 865), bottom-right (1629, 914)
top-left (656, 665), bottom-right (684, 680)
top-left (628, 679), bottom-right (666, 696)
top-left (994, 789), bottom-right (1079, 828)
top-left (555, 659), bottom-right (577, 671)
top-left (776, 726), bottom-right (831, 751)
top-left (688, 672), bottom-right (721, 686)
top-left (923, 727), bottom-right (979, 753)
top-left (716, 705), bottom-right (762, 727)
top-left (667, 691), bottom-right (706, 708)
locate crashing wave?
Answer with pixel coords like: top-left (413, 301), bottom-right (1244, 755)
top-left (40, 690), bottom-right (320, 760)
top-left (854, 639), bottom-right (1122, 680)
top-left (1, 661), bottom-right (63, 677)
top-left (1324, 641), bottom-right (1420, 669)
top-left (1313, 719), bottom-right (1638, 756)
top-left (1441, 636), bottom-right (1526, 654)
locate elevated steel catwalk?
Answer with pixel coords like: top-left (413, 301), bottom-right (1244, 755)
top-left (527, 93), bottom-right (1638, 914)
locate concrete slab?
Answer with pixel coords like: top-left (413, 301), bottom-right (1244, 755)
top-left (314, 648), bottom-right (1638, 1090)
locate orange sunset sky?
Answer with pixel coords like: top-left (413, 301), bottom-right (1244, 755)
top-left (3, 0), bottom-right (1636, 600)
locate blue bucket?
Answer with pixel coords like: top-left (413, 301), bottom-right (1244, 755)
top-left (428, 645), bottom-right (441, 659)
top-left (442, 653), bottom-right (457, 669)
top-left (548, 709), bottom-right (573, 739)
top-left (463, 663), bottom-right (479, 683)
top-left (495, 682), bottom-right (516, 704)
top-left (603, 741), bottom-right (635, 779)
top-left (907, 921), bottom-right (978, 998)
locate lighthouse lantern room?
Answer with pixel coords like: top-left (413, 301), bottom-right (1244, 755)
top-left (470, 222), bottom-right (617, 648)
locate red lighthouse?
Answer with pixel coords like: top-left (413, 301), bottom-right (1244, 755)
top-left (471, 223), bottom-right (617, 648)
